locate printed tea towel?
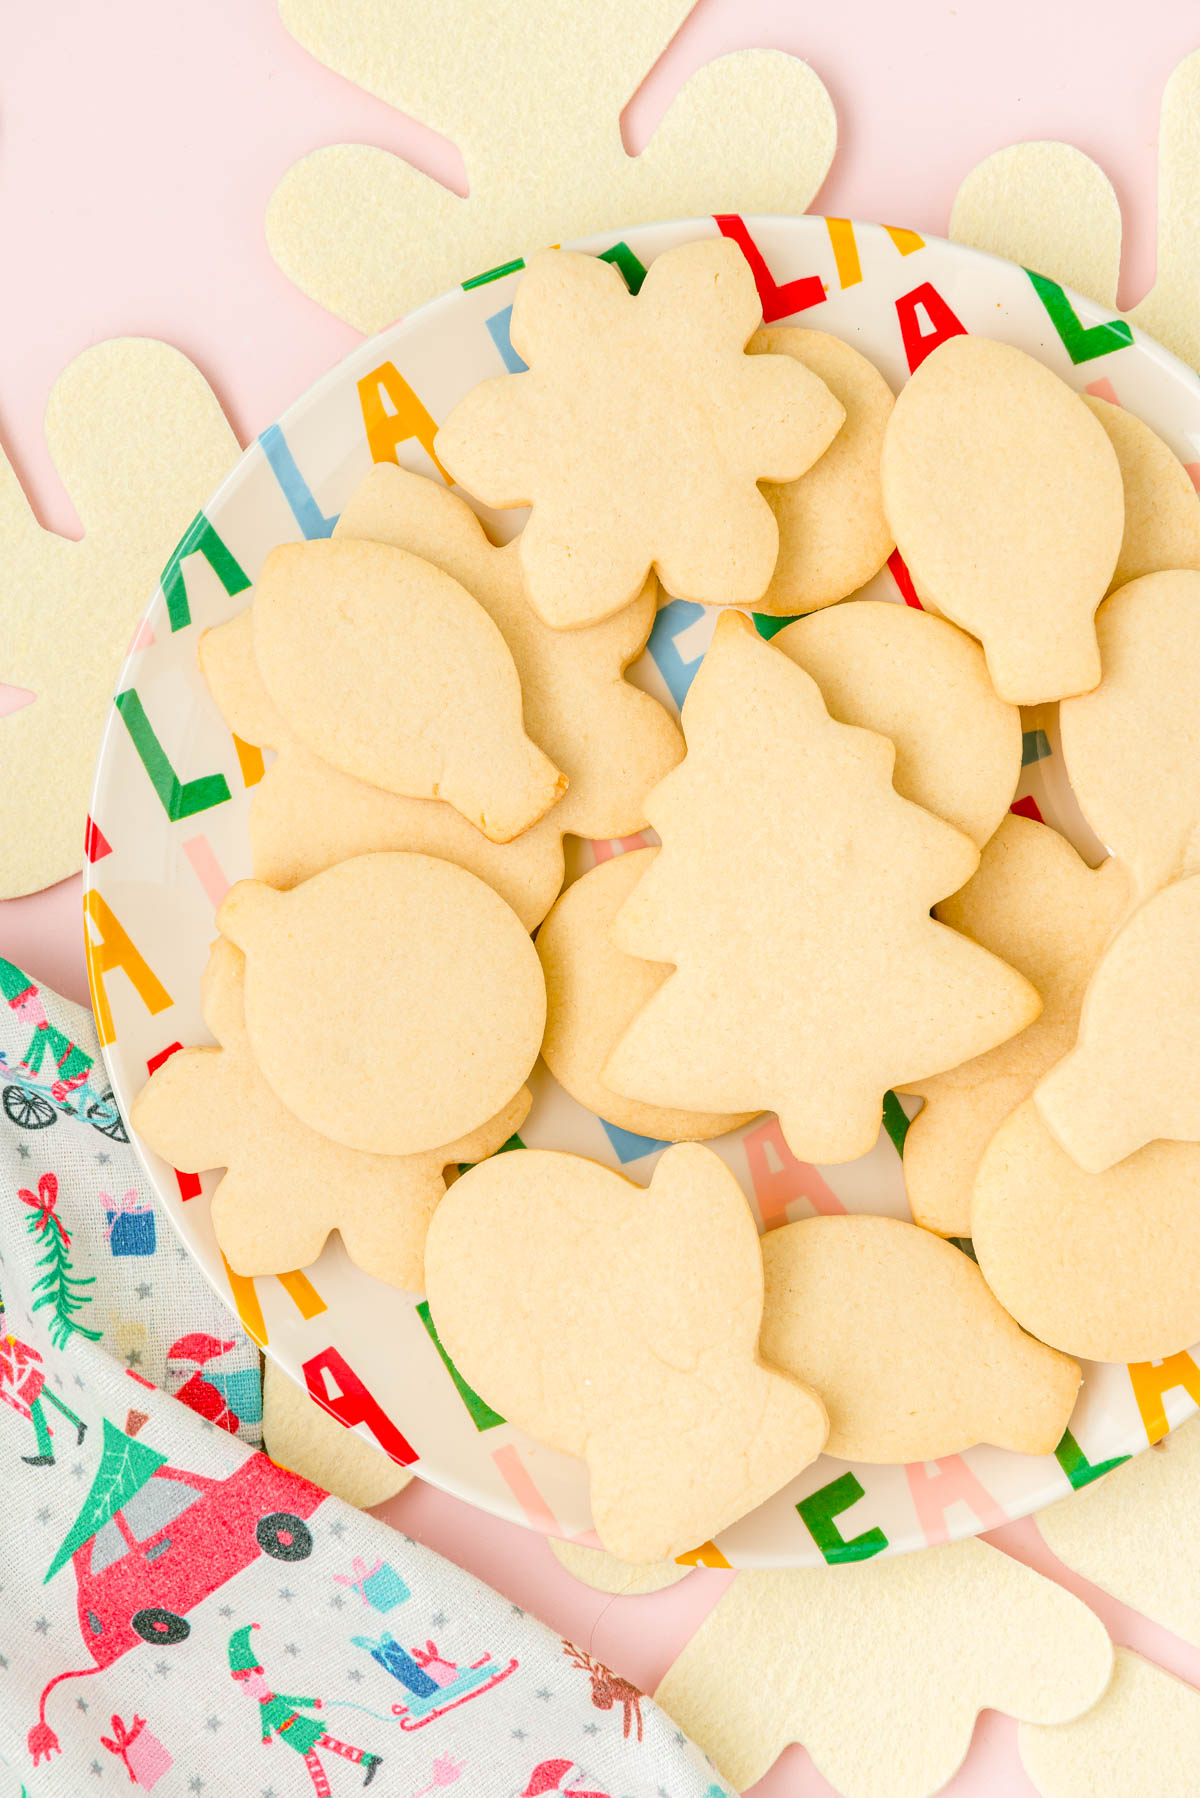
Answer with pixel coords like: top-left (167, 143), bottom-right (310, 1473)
top-left (0, 957), bottom-right (730, 1798)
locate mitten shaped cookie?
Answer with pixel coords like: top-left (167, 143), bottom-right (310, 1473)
top-left (132, 938), bottom-right (529, 1289)
top-left (1035, 873), bottom-right (1200, 1170)
top-left (424, 1143), bottom-right (828, 1562)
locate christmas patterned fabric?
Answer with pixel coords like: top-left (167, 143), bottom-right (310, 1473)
top-left (0, 958), bottom-right (730, 1798)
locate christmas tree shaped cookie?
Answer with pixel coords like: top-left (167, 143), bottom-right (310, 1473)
top-left (131, 938), bottom-right (529, 1289)
top-left (252, 535), bottom-right (565, 842)
top-left (424, 1143), bottom-right (828, 1563)
top-left (218, 852), bottom-right (545, 1157)
top-left (902, 814), bottom-right (1130, 1235)
top-left (604, 613), bottom-right (1040, 1163)
top-left (881, 335), bottom-right (1124, 703)
top-left (436, 239), bottom-right (844, 628)
top-left (537, 847), bottom-right (756, 1141)
top-left (759, 1214), bottom-right (1079, 1462)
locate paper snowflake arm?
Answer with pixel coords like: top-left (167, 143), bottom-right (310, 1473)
top-left (654, 1539), bottom-right (1112, 1795)
top-left (951, 49), bottom-right (1200, 374)
top-left (0, 340), bottom-right (239, 897)
top-left (270, 0), bottom-right (835, 331)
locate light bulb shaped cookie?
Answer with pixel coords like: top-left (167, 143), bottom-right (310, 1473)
top-left (252, 535), bottom-right (565, 842)
top-left (901, 815), bottom-right (1129, 1235)
top-left (423, 1143), bottom-right (828, 1563)
top-left (881, 335), bottom-right (1123, 703)
top-left (217, 852), bottom-right (544, 1157)
top-left (1035, 873), bottom-right (1200, 1170)
top-left (436, 239), bottom-right (844, 627)
top-left (603, 612), bottom-right (1040, 1164)
top-left (200, 464), bottom-right (683, 925)
top-left (200, 606), bottom-right (565, 929)
top-left (759, 1214), bottom-right (1079, 1461)
top-left (973, 1099), bottom-right (1200, 1362)
top-left (131, 937), bottom-right (529, 1289)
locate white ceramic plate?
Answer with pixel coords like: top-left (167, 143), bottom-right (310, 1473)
top-left (88, 215), bottom-right (1200, 1567)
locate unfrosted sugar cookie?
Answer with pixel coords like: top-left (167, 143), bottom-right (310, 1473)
top-left (747, 328), bottom-right (894, 615)
top-left (773, 599), bottom-right (1021, 847)
top-left (902, 815), bottom-right (1130, 1235)
top-left (1083, 396), bottom-right (1200, 590)
top-left (252, 536), bottom-right (566, 842)
top-left (536, 848), bottom-right (756, 1142)
top-left (263, 1360), bottom-right (414, 1509)
top-left (423, 1143), bottom-right (828, 1564)
top-left (435, 239), bottom-right (844, 628)
top-left (972, 1099), bottom-right (1200, 1363)
top-left (334, 465), bottom-right (683, 841)
top-left (1059, 570), bottom-right (1200, 903)
top-left (603, 612), bottom-right (1040, 1164)
top-left (759, 1214), bottom-right (1079, 1462)
top-left (548, 1539), bottom-right (689, 1596)
top-left (200, 607), bottom-right (566, 930)
top-left (131, 938), bottom-right (529, 1289)
top-left (881, 335), bottom-right (1124, 703)
top-left (217, 852), bottom-right (545, 1157)
top-left (1035, 873), bottom-right (1200, 1171)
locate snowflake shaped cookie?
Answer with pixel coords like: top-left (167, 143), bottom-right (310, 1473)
top-left (436, 239), bottom-right (844, 628)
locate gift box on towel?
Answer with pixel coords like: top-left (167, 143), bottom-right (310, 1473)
top-left (101, 1714), bottom-right (173, 1788)
top-left (334, 1554), bottom-right (410, 1613)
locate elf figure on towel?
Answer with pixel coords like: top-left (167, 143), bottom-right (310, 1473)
top-left (0, 1290), bottom-right (86, 1467)
top-left (228, 1625), bottom-right (382, 1793)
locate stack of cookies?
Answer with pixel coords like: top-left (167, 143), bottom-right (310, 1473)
top-left (133, 234), bottom-right (1200, 1564)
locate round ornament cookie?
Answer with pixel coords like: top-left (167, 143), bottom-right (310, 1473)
top-left (218, 852), bottom-right (545, 1157)
top-left (537, 849), bottom-right (757, 1142)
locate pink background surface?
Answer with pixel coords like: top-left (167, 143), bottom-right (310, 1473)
top-left (4, 4), bottom-right (1200, 1791)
